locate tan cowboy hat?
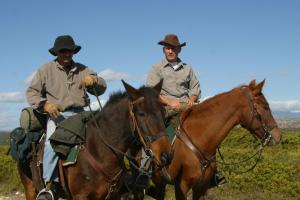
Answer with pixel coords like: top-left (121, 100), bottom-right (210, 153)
top-left (49, 35), bottom-right (81, 56)
top-left (158, 34), bottom-right (186, 47)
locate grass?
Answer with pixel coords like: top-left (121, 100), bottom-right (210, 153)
top-left (0, 128), bottom-right (299, 199)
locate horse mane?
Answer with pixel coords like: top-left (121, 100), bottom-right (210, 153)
top-left (180, 85), bottom-right (247, 126)
top-left (94, 85), bottom-right (160, 120)
top-left (104, 86), bottom-right (159, 107)
top-left (104, 91), bottom-right (128, 108)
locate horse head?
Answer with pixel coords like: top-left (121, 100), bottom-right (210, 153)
top-left (240, 79), bottom-right (282, 146)
top-left (122, 80), bottom-right (173, 182)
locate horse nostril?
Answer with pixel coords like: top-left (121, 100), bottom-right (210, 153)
top-left (160, 151), bottom-right (173, 166)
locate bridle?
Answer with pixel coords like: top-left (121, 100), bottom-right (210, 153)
top-left (241, 86), bottom-right (277, 148)
top-left (215, 87), bottom-right (278, 174)
top-left (176, 86), bottom-right (279, 177)
top-left (128, 96), bottom-right (172, 187)
top-left (82, 94), bottom-right (169, 198)
top-left (129, 96), bottom-right (168, 156)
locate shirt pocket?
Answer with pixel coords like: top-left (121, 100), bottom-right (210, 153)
top-left (176, 74), bottom-right (190, 89)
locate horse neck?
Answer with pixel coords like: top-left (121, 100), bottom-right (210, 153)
top-left (86, 98), bottom-right (134, 162)
top-left (183, 88), bottom-right (246, 155)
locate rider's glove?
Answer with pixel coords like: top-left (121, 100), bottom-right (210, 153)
top-left (82, 75), bottom-right (97, 87)
top-left (44, 101), bottom-right (61, 119)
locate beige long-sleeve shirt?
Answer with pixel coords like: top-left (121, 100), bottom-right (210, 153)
top-left (146, 58), bottom-right (201, 100)
top-left (26, 60), bottom-right (106, 111)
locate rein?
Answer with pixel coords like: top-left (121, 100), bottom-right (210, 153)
top-left (175, 86), bottom-right (277, 177)
top-left (128, 97), bottom-right (171, 186)
top-left (82, 91), bottom-right (168, 198)
top-left (215, 87), bottom-right (276, 174)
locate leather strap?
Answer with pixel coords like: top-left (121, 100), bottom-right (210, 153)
top-left (80, 146), bottom-right (113, 182)
top-left (176, 127), bottom-right (215, 171)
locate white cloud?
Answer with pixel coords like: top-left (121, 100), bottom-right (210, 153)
top-left (84, 100), bottom-right (107, 111)
top-left (0, 92), bottom-right (24, 102)
top-left (201, 97), bottom-right (300, 113)
top-left (98, 69), bottom-right (129, 82)
top-left (269, 100), bottom-right (300, 112)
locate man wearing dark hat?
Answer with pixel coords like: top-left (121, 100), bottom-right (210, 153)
top-left (26, 35), bottom-right (107, 199)
top-left (146, 34), bottom-right (200, 114)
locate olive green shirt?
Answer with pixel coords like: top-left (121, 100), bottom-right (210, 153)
top-left (146, 58), bottom-right (201, 100)
top-left (26, 60), bottom-right (107, 111)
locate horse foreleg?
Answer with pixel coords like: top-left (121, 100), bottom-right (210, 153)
top-left (18, 167), bottom-right (36, 200)
top-left (174, 179), bottom-right (190, 200)
top-left (192, 185), bottom-right (208, 200)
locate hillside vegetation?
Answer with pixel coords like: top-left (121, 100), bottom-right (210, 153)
top-left (0, 128), bottom-right (299, 199)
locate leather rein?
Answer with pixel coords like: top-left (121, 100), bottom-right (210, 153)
top-left (81, 95), bottom-right (167, 199)
top-left (175, 86), bottom-right (276, 174)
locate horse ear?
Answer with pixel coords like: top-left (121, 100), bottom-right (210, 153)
top-left (248, 79), bottom-right (256, 90)
top-left (153, 79), bottom-right (163, 94)
top-left (253, 79), bottom-right (265, 96)
top-left (122, 80), bottom-right (140, 101)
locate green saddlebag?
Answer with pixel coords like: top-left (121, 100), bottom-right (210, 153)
top-left (19, 107), bottom-right (47, 131)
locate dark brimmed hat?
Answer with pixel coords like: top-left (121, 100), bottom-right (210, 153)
top-left (158, 34), bottom-right (186, 47)
top-left (49, 35), bottom-right (81, 56)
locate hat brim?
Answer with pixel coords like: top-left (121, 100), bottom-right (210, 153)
top-left (158, 41), bottom-right (186, 47)
top-left (49, 45), bottom-right (81, 56)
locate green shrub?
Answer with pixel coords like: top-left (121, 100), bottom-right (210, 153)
top-left (0, 145), bottom-right (23, 194)
top-left (0, 128), bottom-right (299, 199)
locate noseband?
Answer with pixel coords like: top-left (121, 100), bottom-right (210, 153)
top-left (241, 87), bottom-right (277, 147)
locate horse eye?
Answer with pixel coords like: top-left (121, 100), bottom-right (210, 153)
top-left (137, 112), bottom-right (145, 117)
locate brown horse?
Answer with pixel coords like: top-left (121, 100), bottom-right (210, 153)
top-left (18, 80), bottom-right (173, 200)
top-left (150, 80), bottom-right (282, 200)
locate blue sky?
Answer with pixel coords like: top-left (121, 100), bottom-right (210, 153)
top-left (0, 0), bottom-right (299, 130)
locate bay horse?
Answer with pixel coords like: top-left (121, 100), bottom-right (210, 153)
top-left (19, 80), bottom-right (173, 200)
top-left (150, 80), bottom-right (282, 200)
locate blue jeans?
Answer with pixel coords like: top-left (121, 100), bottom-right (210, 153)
top-left (43, 109), bottom-right (83, 183)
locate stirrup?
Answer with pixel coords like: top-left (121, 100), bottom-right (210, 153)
top-left (36, 188), bottom-right (54, 200)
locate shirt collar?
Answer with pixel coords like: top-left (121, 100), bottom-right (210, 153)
top-left (162, 58), bottom-right (184, 70)
top-left (54, 60), bottom-right (78, 73)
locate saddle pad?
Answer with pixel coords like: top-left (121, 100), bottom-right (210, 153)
top-left (166, 115), bottom-right (180, 141)
top-left (62, 145), bottom-right (80, 166)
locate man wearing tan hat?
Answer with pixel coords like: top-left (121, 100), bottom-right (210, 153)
top-left (26, 35), bottom-right (107, 199)
top-left (146, 34), bottom-right (226, 187)
top-left (146, 34), bottom-right (200, 116)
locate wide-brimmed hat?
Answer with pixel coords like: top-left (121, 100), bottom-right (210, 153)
top-left (158, 34), bottom-right (186, 47)
top-left (49, 35), bottom-right (81, 56)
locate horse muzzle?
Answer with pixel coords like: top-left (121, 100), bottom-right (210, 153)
top-left (160, 151), bottom-right (173, 167)
top-left (268, 127), bottom-right (282, 146)
top-left (153, 151), bottom-right (174, 184)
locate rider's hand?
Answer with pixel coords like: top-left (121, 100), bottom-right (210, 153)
top-left (82, 75), bottom-right (97, 87)
top-left (168, 99), bottom-right (182, 108)
top-left (44, 102), bottom-right (61, 119)
top-left (182, 98), bottom-right (195, 106)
